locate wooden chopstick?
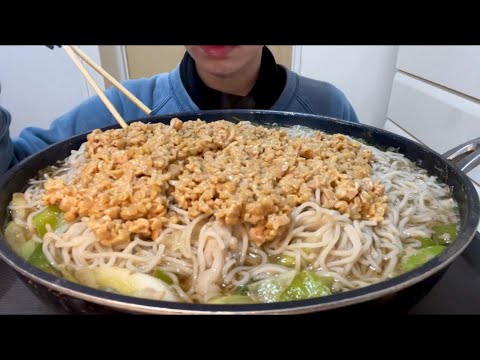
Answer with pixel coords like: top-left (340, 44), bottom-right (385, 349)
top-left (71, 46), bottom-right (151, 115)
top-left (63, 45), bottom-right (128, 129)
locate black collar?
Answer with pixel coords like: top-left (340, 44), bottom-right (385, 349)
top-left (180, 46), bottom-right (286, 110)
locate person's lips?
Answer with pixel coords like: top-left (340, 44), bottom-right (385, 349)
top-left (198, 46), bottom-right (236, 58)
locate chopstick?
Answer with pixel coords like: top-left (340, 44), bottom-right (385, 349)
top-left (70, 46), bottom-right (151, 115)
top-left (63, 45), bottom-right (128, 129)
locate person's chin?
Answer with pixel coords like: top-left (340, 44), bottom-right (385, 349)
top-left (200, 63), bottom-right (238, 78)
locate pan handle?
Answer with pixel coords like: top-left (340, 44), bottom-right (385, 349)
top-left (443, 137), bottom-right (480, 173)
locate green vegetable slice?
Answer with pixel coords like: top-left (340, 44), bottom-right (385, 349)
top-left (32, 205), bottom-right (64, 238)
top-left (432, 224), bottom-right (457, 245)
top-left (402, 246), bottom-right (446, 273)
top-left (279, 271), bottom-right (332, 302)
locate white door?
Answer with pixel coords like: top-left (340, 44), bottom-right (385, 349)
top-left (385, 46), bottom-right (480, 230)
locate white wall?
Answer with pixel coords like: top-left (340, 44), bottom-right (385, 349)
top-left (293, 46), bottom-right (398, 128)
top-left (0, 46), bottom-right (104, 137)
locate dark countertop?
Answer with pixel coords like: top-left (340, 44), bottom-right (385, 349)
top-left (1, 233), bottom-right (479, 315)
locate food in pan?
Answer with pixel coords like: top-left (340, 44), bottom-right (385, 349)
top-left (4, 119), bottom-right (459, 304)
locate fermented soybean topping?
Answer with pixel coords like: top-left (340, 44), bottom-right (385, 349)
top-left (42, 119), bottom-right (387, 246)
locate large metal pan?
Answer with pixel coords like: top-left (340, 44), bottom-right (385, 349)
top-left (0, 110), bottom-right (479, 314)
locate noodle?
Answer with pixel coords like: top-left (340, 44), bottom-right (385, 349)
top-left (5, 121), bottom-right (460, 304)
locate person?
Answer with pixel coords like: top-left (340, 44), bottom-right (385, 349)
top-left (0, 45), bottom-right (358, 175)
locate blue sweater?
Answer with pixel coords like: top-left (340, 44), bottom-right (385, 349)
top-left (0, 65), bottom-right (358, 175)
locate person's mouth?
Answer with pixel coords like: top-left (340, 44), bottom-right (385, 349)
top-left (199, 46), bottom-right (236, 58)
